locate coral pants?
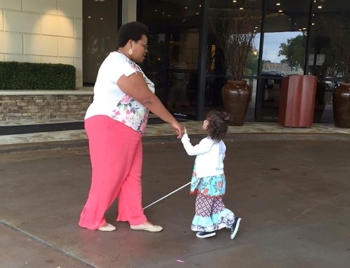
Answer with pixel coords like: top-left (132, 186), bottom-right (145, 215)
top-left (79, 115), bottom-right (147, 229)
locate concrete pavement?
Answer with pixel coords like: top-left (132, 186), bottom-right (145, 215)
top-left (1, 121), bottom-right (350, 153)
top-left (0, 137), bottom-right (350, 267)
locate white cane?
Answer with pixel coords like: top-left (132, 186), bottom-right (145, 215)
top-left (143, 182), bottom-right (191, 209)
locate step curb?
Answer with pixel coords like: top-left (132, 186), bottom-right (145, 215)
top-left (1, 133), bottom-right (349, 153)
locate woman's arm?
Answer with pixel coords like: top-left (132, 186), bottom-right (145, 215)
top-left (117, 72), bottom-right (183, 138)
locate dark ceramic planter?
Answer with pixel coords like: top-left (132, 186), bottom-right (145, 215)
top-left (222, 80), bottom-right (251, 126)
top-left (333, 83), bottom-right (350, 128)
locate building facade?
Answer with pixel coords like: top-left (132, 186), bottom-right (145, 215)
top-left (1, 0), bottom-right (348, 123)
top-left (0, 0), bottom-right (83, 87)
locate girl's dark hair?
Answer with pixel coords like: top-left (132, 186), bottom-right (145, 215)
top-left (206, 110), bottom-right (229, 141)
top-left (116, 21), bottom-right (149, 48)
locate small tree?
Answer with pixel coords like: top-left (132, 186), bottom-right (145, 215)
top-left (278, 35), bottom-right (306, 71)
top-left (210, 0), bottom-right (261, 81)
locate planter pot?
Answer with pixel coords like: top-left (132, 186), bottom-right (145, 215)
top-left (222, 80), bottom-right (251, 126)
top-left (333, 83), bottom-right (350, 128)
top-left (278, 75), bottom-right (317, 127)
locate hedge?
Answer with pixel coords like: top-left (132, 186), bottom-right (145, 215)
top-left (0, 61), bottom-right (76, 90)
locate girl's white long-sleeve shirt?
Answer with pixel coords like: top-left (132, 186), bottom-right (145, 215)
top-left (181, 133), bottom-right (226, 178)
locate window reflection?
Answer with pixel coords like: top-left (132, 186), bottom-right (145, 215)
top-left (140, 0), bottom-right (201, 119)
top-left (206, 0), bottom-right (262, 119)
top-left (83, 0), bottom-right (119, 85)
top-left (258, 0), bottom-right (309, 121)
top-left (309, 0), bottom-right (350, 122)
top-left (135, 0), bottom-right (350, 123)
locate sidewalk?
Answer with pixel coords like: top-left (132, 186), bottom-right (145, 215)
top-left (0, 120), bottom-right (350, 152)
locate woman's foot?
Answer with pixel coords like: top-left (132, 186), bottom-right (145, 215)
top-left (130, 221), bottom-right (163, 232)
top-left (196, 231), bottom-right (216, 238)
top-left (98, 223), bottom-right (116, 232)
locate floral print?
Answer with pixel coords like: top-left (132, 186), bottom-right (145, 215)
top-left (191, 195), bottom-right (234, 232)
top-left (190, 164), bottom-right (226, 197)
top-left (189, 164), bottom-right (234, 232)
top-left (111, 96), bottom-right (148, 134)
top-left (110, 55), bottom-right (155, 135)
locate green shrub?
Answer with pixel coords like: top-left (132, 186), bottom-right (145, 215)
top-left (0, 61), bottom-right (76, 90)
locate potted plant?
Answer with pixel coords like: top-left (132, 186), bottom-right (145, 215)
top-left (327, 17), bottom-right (350, 128)
top-left (210, 0), bottom-right (260, 126)
top-left (312, 14), bottom-right (350, 128)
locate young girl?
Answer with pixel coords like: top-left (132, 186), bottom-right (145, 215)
top-left (181, 110), bottom-right (241, 239)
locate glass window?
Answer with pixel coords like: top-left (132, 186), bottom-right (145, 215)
top-left (207, 0), bottom-right (262, 119)
top-left (139, 0), bottom-right (201, 119)
top-left (308, 0), bottom-right (350, 123)
top-left (83, 0), bottom-right (119, 85)
top-left (258, 0), bottom-right (310, 121)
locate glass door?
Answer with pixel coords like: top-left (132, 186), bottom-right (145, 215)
top-left (138, 0), bottom-right (201, 120)
top-left (167, 30), bottom-right (199, 118)
top-left (256, 0), bottom-right (310, 121)
top-left (308, 0), bottom-right (350, 123)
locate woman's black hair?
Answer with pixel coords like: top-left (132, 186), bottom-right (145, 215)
top-left (206, 110), bottom-right (230, 141)
top-left (116, 21), bottom-right (149, 48)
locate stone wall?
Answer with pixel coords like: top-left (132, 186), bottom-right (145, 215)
top-left (0, 90), bottom-right (93, 122)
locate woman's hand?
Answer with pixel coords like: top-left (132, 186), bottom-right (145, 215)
top-left (171, 121), bottom-right (184, 139)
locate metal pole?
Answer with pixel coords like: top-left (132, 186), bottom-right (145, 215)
top-left (143, 182), bottom-right (191, 209)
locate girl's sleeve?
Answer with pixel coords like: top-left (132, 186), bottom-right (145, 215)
top-left (181, 134), bottom-right (213, 156)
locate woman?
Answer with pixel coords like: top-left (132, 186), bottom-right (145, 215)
top-left (79, 21), bottom-right (183, 232)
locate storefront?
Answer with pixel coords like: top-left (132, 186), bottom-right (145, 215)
top-left (83, 0), bottom-right (349, 122)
